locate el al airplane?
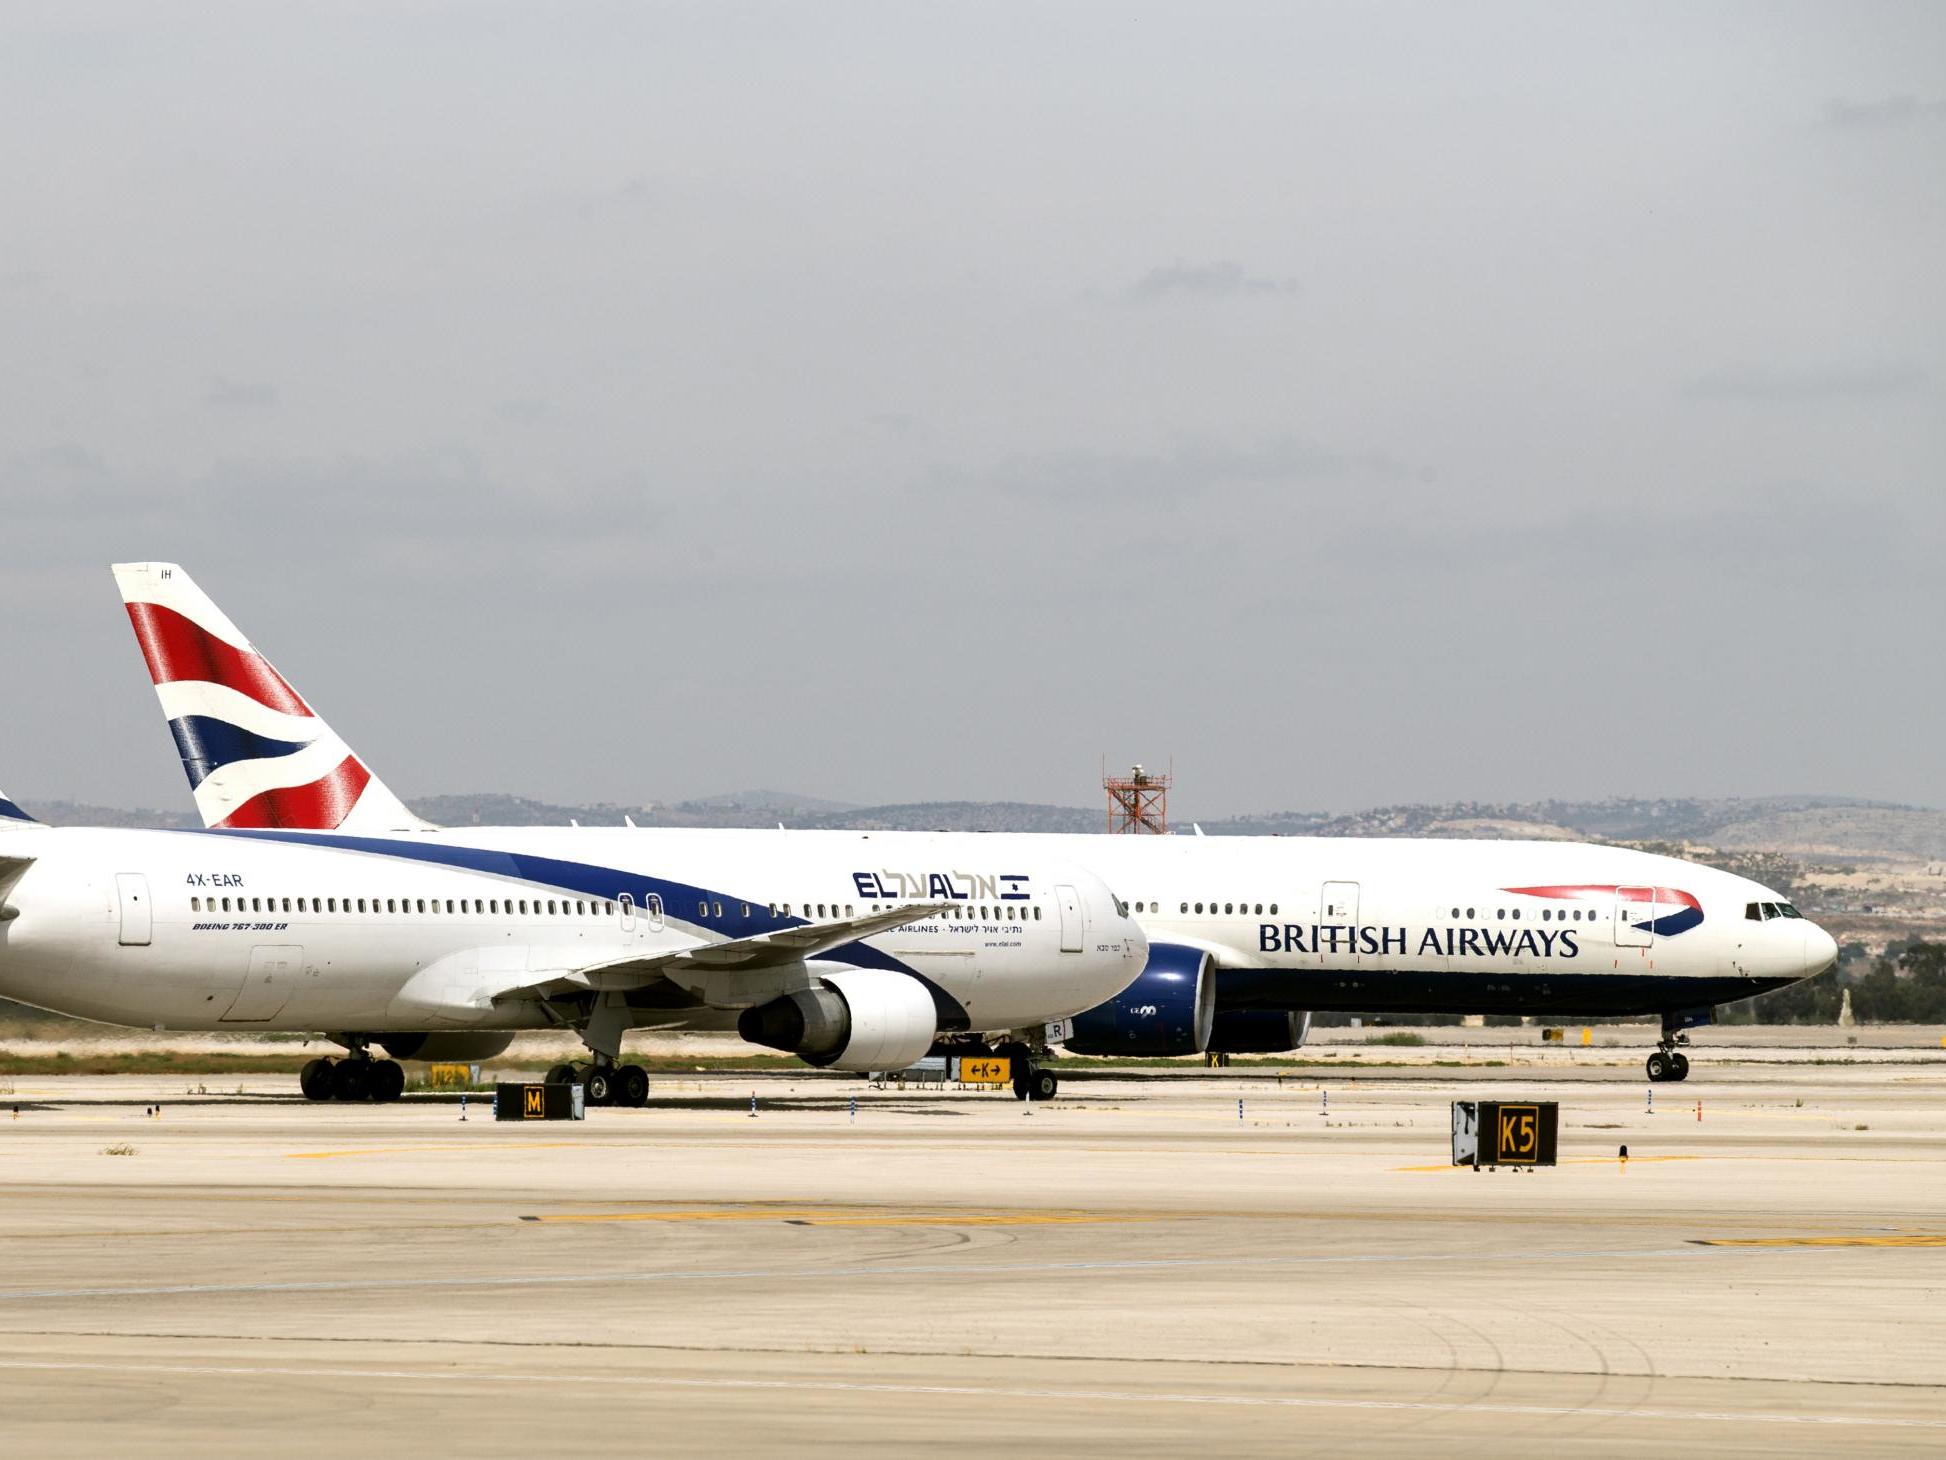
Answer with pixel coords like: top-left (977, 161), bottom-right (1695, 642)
top-left (0, 569), bottom-right (1146, 1105)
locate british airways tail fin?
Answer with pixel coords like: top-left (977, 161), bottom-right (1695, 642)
top-left (111, 563), bottom-right (433, 833)
top-left (0, 788), bottom-right (40, 828)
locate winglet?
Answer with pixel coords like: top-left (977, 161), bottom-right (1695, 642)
top-left (0, 789), bottom-right (39, 828)
top-left (111, 563), bottom-right (434, 833)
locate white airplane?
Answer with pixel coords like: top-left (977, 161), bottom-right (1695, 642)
top-left (0, 569), bottom-right (1146, 1105)
top-left (1038, 833), bottom-right (1836, 1081)
top-left (76, 564), bottom-right (1838, 1093)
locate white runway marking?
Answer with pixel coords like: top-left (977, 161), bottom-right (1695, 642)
top-left (0, 1243), bottom-right (1719, 1302)
top-left (0, 1357), bottom-right (1937, 1430)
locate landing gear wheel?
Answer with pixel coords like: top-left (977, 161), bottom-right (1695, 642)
top-left (1668, 1052), bottom-right (1690, 1082)
top-left (614, 1064), bottom-right (649, 1108)
top-left (584, 1067), bottom-right (614, 1106)
top-left (332, 1059), bottom-right (371, 1102)
top-left (1646, 1051), bottom-right (1670, 1083)
top-left (299, 1057), bottom-right (336, 1101)
top-left (368, 1059), bottom-right (406, 1103)
top-left (1031, 1068), bottom-right (1059, 1102)
top-left (544, 1063), bottom-right (578, 1086)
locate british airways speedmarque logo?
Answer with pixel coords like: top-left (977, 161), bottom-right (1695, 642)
top-left (1504, 884), bottom-right (1705, 938)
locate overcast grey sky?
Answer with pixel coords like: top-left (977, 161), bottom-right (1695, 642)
top-left (4, 3), bottom-right (1942, 817)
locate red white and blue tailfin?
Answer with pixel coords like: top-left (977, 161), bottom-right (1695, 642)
top-left (111, 563), bottom-right (433, 833)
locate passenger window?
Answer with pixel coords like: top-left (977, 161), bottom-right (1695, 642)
top-left (1496, 909), bottom-right (1505, 920)
top-left (1035, 907), bottom-right (1042, 920)
top-left (191, 896), bottom-right (201, 912)
top-left (1181, 902), bottom-right (1189, 914)
top-left (1270, 903), bottom-right (1278, 915)
top-left (1466, 907), bottom-right (1475, 919)
top-left (1195, 902), bottom-right (1204, 914)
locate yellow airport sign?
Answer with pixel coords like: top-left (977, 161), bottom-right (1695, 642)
top-left (958, 1057), bottom-right (1012, 1085)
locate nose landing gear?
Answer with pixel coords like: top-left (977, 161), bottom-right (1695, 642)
top-left (996, 1040), bottom-right (1061, 1101)
top-left (1646, 1017), bottom-right (1694, 1083)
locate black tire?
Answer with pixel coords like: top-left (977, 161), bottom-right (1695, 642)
top-left (1669, 1052), bottom-right (1690, 1082)
top-left (585, 1067), bottom-right (614, 1106)
top-left (544, 1063), bottom-right (577, 1086)
top-left (333, 1059), bottom-right (371, 1102)
top-left (299, 1057), bottom-right (336, 1101)
top-left (1011, 1077), bottom-right (1030, 1101)
top-left (368, 1059), bottom-right (406, 1103)
top-left (1646, 1051), bottom-right (1670, 1083)
top-left (1032, 1068), bottom-right (1058, 1101)
top-left (615, 1064), bottom-right (649, 1107)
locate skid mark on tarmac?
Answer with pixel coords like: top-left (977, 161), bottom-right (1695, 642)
top-left (0, 1356), bottom-right (1938, 1430)
top-left (1693, 1234), bottom-right (1946, 1248)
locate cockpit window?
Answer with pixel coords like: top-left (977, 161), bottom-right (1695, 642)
top-left (1747, 900), bottom-right (1803, 921)
top-left (1777, 902), bottom-right (1802, 918)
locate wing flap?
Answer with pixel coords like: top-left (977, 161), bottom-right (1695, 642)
top-left (496, 902), bottom-right (952, 1002)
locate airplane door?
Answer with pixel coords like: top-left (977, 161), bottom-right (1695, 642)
top-left (619, 893), bottom-right (636, 932)
top-left (1321, 881), bottom-right (1360, 963)
top-left (223, 945), bottom-right (300, 1021)
top-left (1615, 887), bottom-right (1653, 948)
top-left (115, 873), bottom-right (151, 947)
top-left (1055, 885), bottom-right (1085, 952)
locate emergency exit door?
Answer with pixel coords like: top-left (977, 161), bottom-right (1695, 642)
top-left (1615, 886), bottom-right (1653, 948)
top-left (1321, 881), bottom-right (1360, 964)
top-left (115, 873), bottom-right (151, 946)
top-left (223, 945), bottom-right (300, 1021)
top-left (1055, 885), bottom-right (1085, 952)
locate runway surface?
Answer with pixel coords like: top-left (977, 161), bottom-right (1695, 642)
top-left (1, 1062), bottom-right (1942, 1456)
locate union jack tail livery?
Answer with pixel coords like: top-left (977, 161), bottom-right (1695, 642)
top-left (112, 563), bottom-right (431, 833)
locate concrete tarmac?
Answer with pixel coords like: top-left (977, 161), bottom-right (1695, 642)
top-left (0, 1063), bottom-right (1942, 1457)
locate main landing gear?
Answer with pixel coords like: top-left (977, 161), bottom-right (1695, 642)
top-left (996, 1040), bottom-right (1060, 1102)
top-left (300, 1050), bottom-right (406, 1103)
top-left (547, 991), bottom-right (650, 1107)
top-left (544, 1060), bottom-right (650, 1108)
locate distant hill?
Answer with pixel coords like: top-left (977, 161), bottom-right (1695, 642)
top-left (17, 790), bottom-right (1944, 863)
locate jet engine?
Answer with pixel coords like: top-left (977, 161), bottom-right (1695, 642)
top-left (1064, 944), bottom-right (1215, 1056)
top-left (1207, 1009), bottom-right (1310, 1055)
top-left (735, 968), bottom-right (937, 1072)
top-left (373, 1032), bottom-right (516, 1062)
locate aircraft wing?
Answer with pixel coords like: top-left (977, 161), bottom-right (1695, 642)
top-left (0, 855), bottom-right (33, 922)
top-left (499, 902), bottom-right (954, 1000)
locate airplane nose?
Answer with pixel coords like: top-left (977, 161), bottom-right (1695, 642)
top-left (1803, 921), bottom-right (1838, 975)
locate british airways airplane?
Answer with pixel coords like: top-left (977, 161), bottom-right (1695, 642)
top-left (0, 568), bottom-right (1147, 1105)
top-left (1043, 833), bottom-right (1834, 1081)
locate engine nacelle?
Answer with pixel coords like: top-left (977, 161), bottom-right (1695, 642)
top-left (1207, 1009), bottom-right (1310, 1055)
top-left (1064, 944), bottom-right (1214, 1056)
top-left (372, 1032), bottom-right (516, 1062)
top-left (735, 968), bottom-right (937, 1072)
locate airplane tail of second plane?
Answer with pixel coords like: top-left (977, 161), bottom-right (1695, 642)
top-left (111, 563), bottom-right (432, 833)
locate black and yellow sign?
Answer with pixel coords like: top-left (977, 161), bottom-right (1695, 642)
top-left (1476, 1100), bottom-right (1558, 1166)
top-left (957, 1057), bottom-right (1012, 1085)
top-left (495, 1083), bottom-right (582, 1121)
